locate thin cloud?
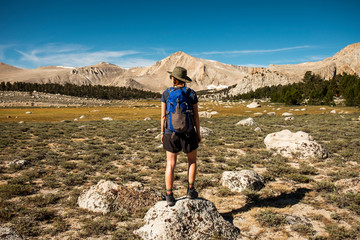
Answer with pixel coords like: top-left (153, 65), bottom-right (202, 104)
top-left (16, 43), bottom-right (144, 67)
top-left (0, 44), bottom-right (15, 60)
top-left (202, 45), bottom-right (312, 55)
top-left (241, 64), bottom-right (269, 68)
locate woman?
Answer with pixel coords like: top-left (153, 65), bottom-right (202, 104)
top-left (160, 66), bottom-right (201, 206)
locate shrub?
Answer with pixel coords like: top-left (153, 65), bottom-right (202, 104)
top-left (255, 209), bottom-right (286, 227)
top-left (0, 184), bottom-right (34, 200)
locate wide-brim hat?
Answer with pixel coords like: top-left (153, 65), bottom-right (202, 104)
top-left (167, 66), bottom-right (192, 83)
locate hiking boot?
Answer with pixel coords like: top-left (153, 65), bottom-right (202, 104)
top-left (187, 188), bottom-right (198, 199)
top-left (165, 193), bottom-right (175, 206)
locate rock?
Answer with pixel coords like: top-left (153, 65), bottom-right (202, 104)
top-left (74, 118), bottom-right (78, 121)
top-left (79, 115), bottom-right (86, 119)
top-left (0, 226), bottom-right (23, 240)
top-left (144, 117), bottom-right (152, 121)
top-left (102, 117), bottom-right (113, 121)
top-left (330, 110), bottom-right (336, 114)
top-left (267, 112), bottom-right (276, 116)
top-left (146, 128), bottom-right (158, 133)
top-left (284, 116), bottom-right (294, 121)
top-left (209, 111), bottom-right (218, 115)
top-left (134, 198), bottom-right (240, 240)
top-left (246, 101), bottom-right (261, 108)
top-left (18, 121), bottom-right (24, 124)
top-left (254, 127), bottom-right (262, 132)
top-left (7, 159), bottom-right (27, 168)
top-left (78, 180), bottom-right (162, 214)
top-left (199, 111), bottom-right (212, 118)
top-left (264, 129), bottom-right (328, 159)
top-left (78, 180), bottom-right (119, 213)
top-left (285, 214), bottom-right (313, 229)
top-left (236, 117), bottom-right (256, 126)
top-left (155, 134), bottom-right (161, 139)
top-left (221, 170), bottom-right (265, 193)
top-left (335, 178), bottom-right (360, 194)
top-left (320, 107), bottom-right (326, 110)
top-left (282, 112), bottom-right (293, 116)
top-left (301, 108), bottom-right (306, 111)
top-left (25, 111), bottom-right (32, 114)
top-left (200, 126), bottom-right (213, 136)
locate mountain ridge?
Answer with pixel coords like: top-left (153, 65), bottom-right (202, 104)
top-left (1, 43), bottom-right (359, 94)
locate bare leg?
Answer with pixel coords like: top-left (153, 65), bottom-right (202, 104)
top-left (187, 149), bottom-right (197, 189)
top-left (165, 151), bottom-right (177, 195)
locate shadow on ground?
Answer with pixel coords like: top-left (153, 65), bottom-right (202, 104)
top-left (221, 188), bottom-right (311, 223)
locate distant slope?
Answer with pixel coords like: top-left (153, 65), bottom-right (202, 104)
top-left (1, 42), bottom-right (359, 94)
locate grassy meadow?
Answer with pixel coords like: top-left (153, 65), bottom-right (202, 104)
top-left (0, 100), bottom-right (360, 239)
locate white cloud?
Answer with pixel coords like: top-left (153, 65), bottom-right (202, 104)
top-left (202, 45), bottom-right (312, 55)
top-left (15, 43), bottom-right (154, 68)
top-left (0, 44), bottom-right (14, 60)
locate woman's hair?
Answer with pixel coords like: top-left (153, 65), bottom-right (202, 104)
top-left (170, 76), bottom-right (186, 87)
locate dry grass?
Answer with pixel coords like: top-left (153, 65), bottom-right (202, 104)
top-left (0, 100), bottom-right (359, 239)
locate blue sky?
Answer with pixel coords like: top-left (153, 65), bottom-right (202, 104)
top-left (0, 0), bottom-right (359, 69)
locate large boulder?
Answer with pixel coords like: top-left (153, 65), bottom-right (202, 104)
top-left (264, 130), bottom-right (328, 159)
top-left (78, 180), bottom-right (119, 213)
top-left (235, 117), bottom-right (256, 126)
top-left (78, 180), bottom-right (162, 214)
top-left (134, 198), bottom-right (240, 240)
top-left (0, 226), bottom-right (23, 240)
top-left (221, 170), bottom-right (265, 193)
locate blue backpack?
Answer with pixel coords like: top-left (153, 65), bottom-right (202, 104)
top-left (165, 87), bottom-right (194, 133)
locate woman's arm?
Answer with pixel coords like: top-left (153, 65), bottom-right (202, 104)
top-left (161, 102), bottom-right (166, 143)
top-left (192, 103), bottom-right (201, 143)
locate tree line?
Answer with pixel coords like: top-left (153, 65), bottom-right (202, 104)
top-left (0, 82), bottom-right (161, 100)
top-left (226, 72), bottom-right (360, 106)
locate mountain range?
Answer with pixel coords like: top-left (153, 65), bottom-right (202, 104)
top-left (1, 42), bottom-right (359, 95)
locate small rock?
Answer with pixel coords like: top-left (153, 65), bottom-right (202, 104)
top-left (254, 127), bottom-right (262, 132)
top-left (25, 111), bottom-right (32, 114)
top-left (199, 111), bottom-right (212, 118)
top-left (7, 159), bottom-right (27, 168)
top-left (18, 121), bottom-right (24, 124)
top-left (144, 117), bottom-right (152, 121)
top-left (209, 111), bottom-right (218, 115)
top-left (330, 110), bottom-right (336, 114)
top-left (200, 126), bottom-right (213, 136)
top-left (79, 115), bottom-right (86, 119)
top-left (102, 117), bottom-right (113, 121)
top-left (267, 112), bottom-right (276, 116)
top-left (74, 118), bottom-right (78, 121)
top-left (0, 226), bottom-right (23, 240)
top-left (221, 170), bottom-right (265, 193)
top-left (301, 108), bottom-right (306, 111)
top-left (284, 116), bottom-right (294, 121)
top-left (282, 112), bottom-right (293, 116)
top-left (246, 101), bottom-right (261, 108)
top-left (320, 107), bottom-right (326, 110)
top-left (146, 128), bottom-right (157, 133)
top-left (236, 117), bottom-right (256, 126)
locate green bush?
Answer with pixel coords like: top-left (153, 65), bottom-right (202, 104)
top-left (0, 184), bottom-right (34, 199)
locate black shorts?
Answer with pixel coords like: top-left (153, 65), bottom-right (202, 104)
top-left (163, 130), bottom-right (199, 153)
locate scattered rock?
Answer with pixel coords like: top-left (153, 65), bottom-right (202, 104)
top-left (320, 107), bottom-right (326, 110)
top-left (199, 111), bottom-right (212, 118)
top-left (78, 180), bottom-right (119, 213)
top-left (264, 129), bottom-right (328, 159)
top-left (285, 214), bottom-right (313, 230)
top-left (79, 115), bottom-right (86, 119)
top-left (0, 226), bottom-right (23, 240)
top-left (78, 180), bottom-right (162, 214)
top-left (144, 117), bottom-right (152, 121)
top-left (335, 178), bottom-right (360, 194)
top-left (146, 128), bottom-right (158, 133)
top-left (246, 101), bottom-right (261, 108)
top-left (102, 117), bottom-right (113, 121)
top-left (236, 117), bottom-right (256, 126)
top-left (7, 159), bottom-right (27, 168)
top-left (200, 126), bottom-right (213, 136)
top-left (209, 111), bottom-right (218, 115)
top-left (254, 127), bottom-right (262, 132)
top-left (74, 118), bottom-right (78, 121)
top-left (25, 111), bottom-right (32, 114)
top-left (267, 112), bottom-right (276, 116)
top-left (134, 198), bottom-right (240, 240)
top-left (221, 170), bottom-right (265, 193)
top-left (284, 116), bottom-right (294, 121)
top-left (301, 108), bottom-right (306, 111)
top-left (18, 121), bottom-right (24, 124)
top-left (282, 112), bottom-right (293, 116)
top-left (155, 134), bottom-right (161, 139)
top-left (330, 110), bottom-right (336, 114)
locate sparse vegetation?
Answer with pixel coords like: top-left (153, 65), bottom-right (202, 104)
top-left (0, 100), bottom-right (359, 239)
